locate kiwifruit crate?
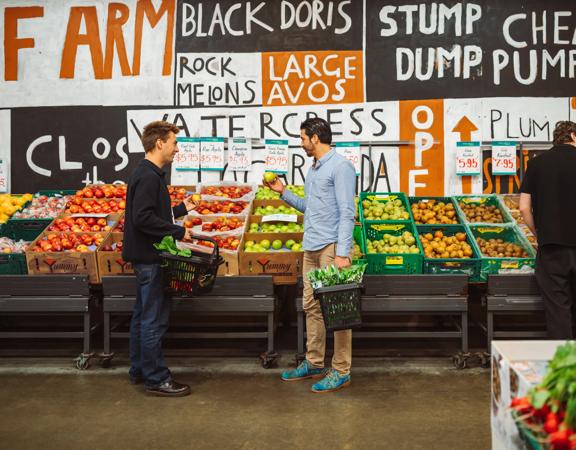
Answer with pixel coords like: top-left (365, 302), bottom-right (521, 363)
top-left (454, 195), bottom-right (514, 225)
top-left (363, 221), bottom-right (423, 274)
top-left (416, 225), bottom-right (481, 281)
top-left (358, 192), bottom-right (412, 223)
top-left (409, 197), bottom-right (461, 226)
top-left (468, 225), bottom-right (536, 281)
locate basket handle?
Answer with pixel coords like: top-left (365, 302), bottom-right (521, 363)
top-left (190, 234), bottom-right (220, 261)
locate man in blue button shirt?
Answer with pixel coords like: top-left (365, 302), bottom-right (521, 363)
top-left (265, 118), bottom-right (356, 393)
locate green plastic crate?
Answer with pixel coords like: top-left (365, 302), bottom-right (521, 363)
top-left (416, 225), bottom-right (481, 281)
top-left (36, 190), bottom-right (76, 197)
top-left (0, 227), bottom-right (27, 274)
top-left (363, 222), bottom-right (423, 274)
top-left (7, 191), bottom-right (74, 241)
top-left (352, 224), bottom-right (366, 265)
top-left (468, 224), bottom-right (536, 281)
top-left (454, 195), bottom-right (514, 225)
top-left (6, 218), bottom-right (52, 241)
top-left (512, 410), bottom-right (546, 450)
top-left (409, 196), bottom-right (461, 226)
top-left (359, 192), bottom-right (412, 223)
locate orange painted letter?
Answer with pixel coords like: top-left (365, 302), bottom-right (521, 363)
top-left (60, 7), bottom-right (105, 79)
top-left (133, 0), bottom-right (175, 76)
top-left (104, 3), bottom-right (132, 77)
top-left (4, 7), bottom-right (44, 81)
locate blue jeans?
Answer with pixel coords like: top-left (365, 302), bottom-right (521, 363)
top-left (129, 263), bottom-right (172, 387)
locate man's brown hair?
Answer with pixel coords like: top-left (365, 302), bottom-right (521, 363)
top-left (553, 121), bottom-right (576, 146)
top-left (141, 121), bottom-right (180, 153)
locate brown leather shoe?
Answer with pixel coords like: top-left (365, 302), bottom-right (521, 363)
top-left (145, 380), bottom-right (190, 397)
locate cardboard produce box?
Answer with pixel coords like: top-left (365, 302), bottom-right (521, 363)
top-left (25, 231), bottom-right (105, 283)
top-left (491, 340), bottom-right (566, 450)
top-left (239, 232), bottom-right (304, 284)
top-left (251, 199), bottom-right (303, 216)
top-left (96, 232), bottom-right (133, 277)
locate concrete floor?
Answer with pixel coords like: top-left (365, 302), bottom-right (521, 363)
top-left (0, 357), bottom-right (490, 450)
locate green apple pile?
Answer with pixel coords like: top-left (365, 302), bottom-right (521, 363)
top-left (244, 238), bottom-right (303, 252)
top-left (248, 221), bottom-right (304, 233)
top-left (254, 204), bottom-right (302, 215)
top-left (362, 198), bottom-right (410, 221)
top-left (366, 231), bottom-right (420, 254)
top-left (256, 185), bottom-right (305, 200)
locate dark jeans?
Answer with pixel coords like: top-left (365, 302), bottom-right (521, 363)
top-left (129, 263), bottom-right (172, 387)
top-left (535, 245), bottom-right (576, 339)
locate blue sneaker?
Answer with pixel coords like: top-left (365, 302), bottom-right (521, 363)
top-left (311, 369), bottom-right (350, 393)
top-left (281, 360), bottom-right (324, 382)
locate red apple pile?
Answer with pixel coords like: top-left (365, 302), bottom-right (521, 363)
top-left (192, 200), bottom-right (247, 215)
top-left (66, 198), bottom-right (126, 214)
top-left (184, 217), bottom-right (244, 232)
top-left (201, 185), bottom-right (252, 199)
top-left (48, 217), bottom-right (111, 233)
top-left (75, 185), bottom-right (126, 199)
top-left (100, 240), bottom-right (123, 252)
top-left (169, 186), bottom-right (188, 206)
top-left (114, 218), bottom-right (125, 232)
top-left (11, 195), bottom-right (72, 219)
top-left (194, 236), bottom-right (241, 251)
top-left (30, 232), bottom-right (105, 253)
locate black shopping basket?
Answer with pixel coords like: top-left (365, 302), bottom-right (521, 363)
top-left (314, 283), bottom-right (363, 331)
top-left (160, 236), bottom-right (224, 296)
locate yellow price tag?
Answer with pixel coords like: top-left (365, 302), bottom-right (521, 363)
top-left (501, 261), bottom-right (520, 269)
top-left (386, 256), bottom-right (404, 265)
top-left (371, 224), bottom-right (405, 232)
top-left (478, 227), bottom-right (503, 233)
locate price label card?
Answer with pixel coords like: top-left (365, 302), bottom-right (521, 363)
top-left (227, 138), bottom-right (252, 171)
top-left (335, 142), bottom-right (361, 175)
top-left (0, 159), bottom-right (7, 192)
top-left (491, 141), bottom-right (517, 175)
top-left (264, 139), bottom-right (289, 174)
top-left (200, 137), bottom-right (225, 171)
top-left (455, 141), bottom-right (481, 176)
top-left (261, 214), bottom-right (298, 223)
top-left (175, 137), bottom-right (200, 171)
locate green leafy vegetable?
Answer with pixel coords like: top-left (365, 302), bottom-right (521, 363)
top-left (307, 263), bottom-right (367, 289)
top-left (154, 236), bottom-right (192, 257)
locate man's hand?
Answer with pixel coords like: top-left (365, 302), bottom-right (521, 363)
top-left (183, 228), bottom-right (193, 242)
top-left (334, 256), bottom-right (351, 269)
top-left (264, 177), bottom-right (285, 195)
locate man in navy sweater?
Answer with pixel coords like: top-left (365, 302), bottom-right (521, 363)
top-left (123, 121), bottom-right (194, 397)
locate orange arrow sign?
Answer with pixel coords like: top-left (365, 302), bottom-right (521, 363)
top-left (452, 115), bottom-right (479, 193)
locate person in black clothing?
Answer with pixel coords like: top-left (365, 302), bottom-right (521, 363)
top-left (123, 121), bottom-right (195, 397)
top-left (519, 120), bottom-right (576, 339)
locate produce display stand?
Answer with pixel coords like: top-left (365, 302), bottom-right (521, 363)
top-left (101, 275), bottom-right (279, 368)
top-left (0, 275), bottom-right (96, 369)
top-left (483, 274), bottom-right (546, 346)
top-left (295, 274), bottom-right (471, 368)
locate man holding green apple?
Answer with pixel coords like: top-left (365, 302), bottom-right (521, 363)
top-left (264, 118), bottom-right (356, 393)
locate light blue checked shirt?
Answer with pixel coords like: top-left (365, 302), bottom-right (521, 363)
top-left (281, 149), bottom-right (356, 257)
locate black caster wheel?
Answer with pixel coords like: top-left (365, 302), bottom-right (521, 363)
top-left (74, 354), bottom-right (91, 371)
top-left (452, 353), bottom-right (468, 370)
top-left (259, 352), bottom-right (279, 369)
top-left (479, 352), bottom-right (491, 369)
top-left (99, 353), bottom-right (114, 369)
